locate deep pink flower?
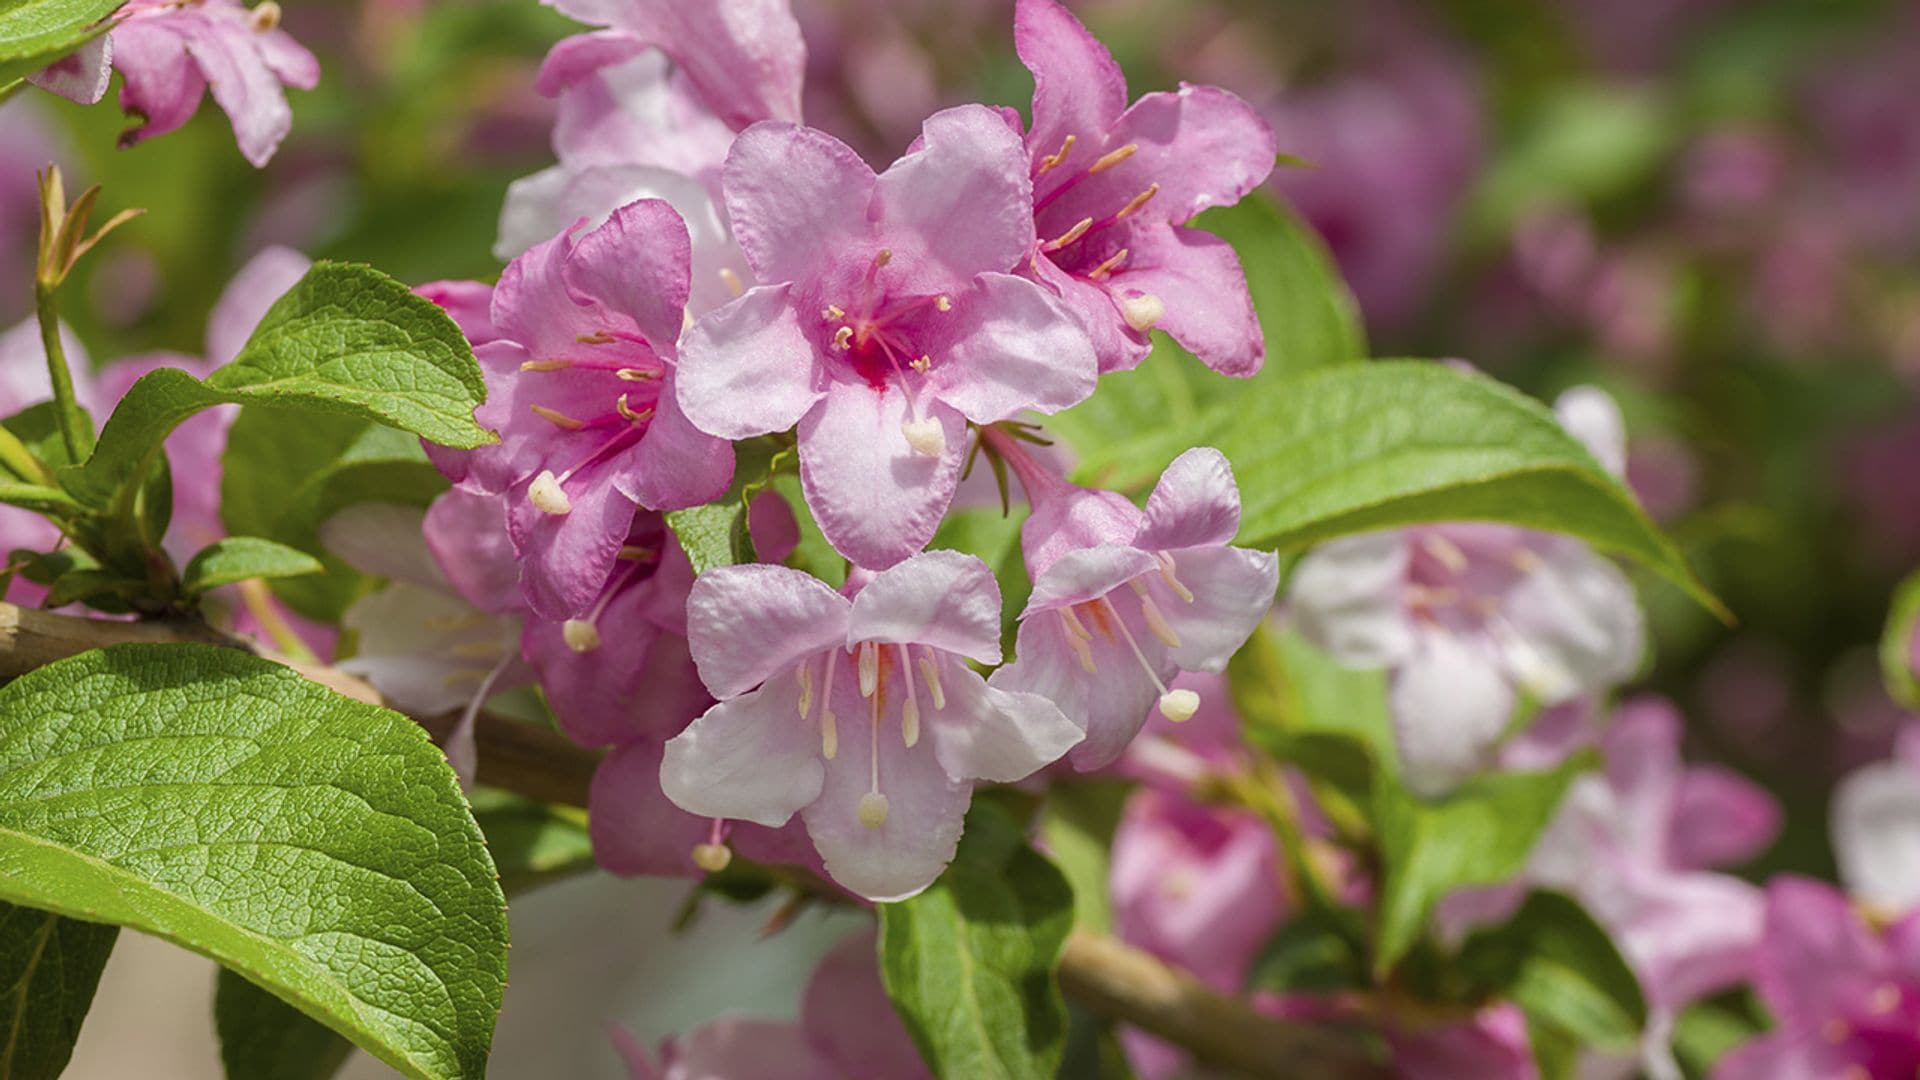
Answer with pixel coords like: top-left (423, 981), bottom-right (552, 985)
top-left (989, 443), bottom-right (1279, 770)
top-left (434, 199), bottom-right (733, 618)
top-left (1011, 0), bottom-right (1274, 377)
top-left (661, 553), bottom-right (1083, 900)
top-left (34, 0), bottom-right (320, 167)
top-left (1388, 1004), bottom-right (1537, 1080)
top-left (676, 106), bottom-right (1097, 568)
top-left (1716, 878), bottom-right (1920, 1080)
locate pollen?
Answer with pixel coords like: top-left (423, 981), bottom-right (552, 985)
top-left (528, 470), bottom-right (571, 515)
top-left (918, 653), bottom-right (946, 709)
top-left (719, 267), bottom-right (744, 297)
top-left (874, 249), bottom-right (892, 267)
top-left (1116, 183), bottom-right (1160, 221)
top-left (1422, 533), bottom-right (1470, 575)
top-left (935, 295), bottom-right (952, 312)
top-left (1087, 248), bottom-right (1129, 281)
top-left (691, 842), bottom-right (733, 873)
top-left (615, 394), bottom-right (653, 424)
top-left (1089, 143), bottom-right (1139, 174)
top-left (1120, 292), bottom-right (1164, 332)
top-left (576, 330), bottom-right (615, 345)
top-left (615, 367), bottom-right (661, 381)
top-left (562, 618), bottom-right (601, 653)
top-left (1044, 217), bottom-right (1094, 252)
top-left (833, 326), bottom-right (855, 350)
top-left (530, 404), bottom-right (585, 430)
top-left (857, 792), bottom-right (891, 829)
top-left (823, 304), bottom-right (845, 320)
top-left (910, 354), bottom-right (931, 373)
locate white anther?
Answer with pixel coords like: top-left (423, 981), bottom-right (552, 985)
top-left (719, 267), bottom-right (744, 298)
top-left (857, 792), bottom-right (891, 829)
top-left (858, 642), bottom-right (879, 697)
top-left (917, 652), bottom-right (946, 710)
top-left (902, 695), bottom-right (920, 748)
top-left (902, 416), bottom-right (946, 457)
top-left (822, 709), bottom-right (839, 759)
top-left (1120, 292), bottom-right (1164, 332)
top-left (834, 326), bottom-right (854, 350)
top-left (1158, 688), bottom-right (1200, 723)
top-left (691, 843), bottom-right (732, 873)
top-left (1141, 596), bottom-right (1182, 649)
top-left (561, 619), bottom-right (601, 653)
top-left (529, 470), bottom-right (571, 515)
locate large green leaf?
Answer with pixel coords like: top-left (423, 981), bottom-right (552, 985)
top-left (181, 537), bottom-right (325, 596)
top-left (0, 644), bottom-right (508, 1079)
top-left (219, 408), bottom-right (447, 622)
top-left (1455, 891), bottom-right (1647, 1050)
top-left (878, 800), bottom-right (1074, 1080)
top-left (1372, 758), bottom-right (1586, 975)
top-left (1039, 780), bottom-right (1129, 936)
top-left (215, 969), bottom-right (354, 1080)
top-left (0, 901), bottom-right (117, 1080)
top-left (65, 262), bottom-right (490, 509)
top-left (0, 0), bottom-right (121, 87)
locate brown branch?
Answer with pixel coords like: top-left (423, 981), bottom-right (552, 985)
top-left (0, 601), bottom-right (1386, 1078)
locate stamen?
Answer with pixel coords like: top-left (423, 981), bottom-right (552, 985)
top-left (528, 470), bottom-right (571, 515)
top-left (858, 641), bottom-right (879, 698)
top-left (833, 326), bottom-right (854, 350)
top-left (615, 367), bottom-right (661, 382)
top-left (1098, 597), bottom-right (1195, 721)
top-left (1140, 595), bottom-right (1182, 649)
top-left (797, 661), bottom-right (814, 720)
top-left (1115, 182), bottom-right (1160, 221)
top-left (1120, 292), bottom-right (1164, 332)
top-left (1038, 133), bottom-right (1076, 174)
top-left (615, 394), bottom-right (653, 424)
top-left (1509, 548), bottom-right (1543, 574)
top-left (910, 355), bottom-right (932, 373)
top-left (719, 267), bottom-right (744, 297)
top-left (576, 330), bottom-right (615, 345)
top-left (873, 249), bottom-right (892, 267)
top-left (692, 820), bottom-right (731, 872)
top-left (562, 618), bottom-right (601, 653)
top-left (899, 645), bottom-right (920, 747)
top-left (1089, 143), bottom-right (1139, 174)
top-left (1422, 533), bottom-right (1469, 575)
top-left (1155, 552), bottom-right (1195, 603)
top-left (1087, 248), bottom-right (1129, 281)
top-left (1044, 217), bottom-right (1094, 252)
top-left (617, 545), bottom-right (656, 561)
top-left (820, 649), bottom-right (840, 759)
top-left (918, 649), bottom-right (946, 710)
top-left (249, 0), bottom-right (281, 32)
top-left (1057, 609), bottom-right (1097, 673)
top-left (520, 358), bottom-right (570, 372)
top-left (530, 404), bottom-right (585, 430)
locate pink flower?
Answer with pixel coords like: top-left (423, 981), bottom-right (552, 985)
top-left (988, 444), bottom-right (1279, 770)
top-left (1831, 725), bottom-right (1920, 918)
top-left (616, 930), bottom-right (929, 1079)
top-left (1011, 0), bottom-right (1274, 377)
top-left (660, 552), bottom-right (1083, 900)
top-left (1388, 1004), bottom-right (1537, 1080)
top-left (431, 199), bottom-right (733, 618)
top-left (35, 0), bottom-right (320, 168)
top-left (676, 106), bottom-right (1097, 569)
top-left (1715, 878), bottom-right (1920, 1079)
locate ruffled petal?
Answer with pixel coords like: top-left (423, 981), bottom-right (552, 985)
top-left (796, 384), bottom-right (963, 570)
top-left (685, 563), bottom-right (849, 698)
top-left (1151, 545), bottom-right (1279, 673)
top-left (991, 605), bottom-right (1164, 771)
top-left (926, 661), bottom-right (1082, 783)
top-left (111, 21), bottom-right (208, 147)
top-left (505, 466), bottom-right (634, 618)
top-left (1500, 540), bottom-right (1644, 704)
top-left (182, 14), bottom-right (297, 168)
top-left (875, 106), bottom-right (1035, 294)
top-left (1023, 546), bottom-right (1158, 615)
top-left (1389, 630), bottom-right (1514, 797)
top-left (415, 279), bottom-right (499, 347)
top-left (1110, 225), bottom-right (1263, 377)
top-left (847, 550), bottom-right (1002, 664)
top-left (1137, 447), bottom-right (1241, 552)
top-left (546, 0), bottom-right (805, 128)
top-left (675, 284), bottom-right (821, 439)
top-left (563, 197), bottom-right (692, 349)
top-left (1287, 531), bottom-right (1415, 668)
top-left (1085, 84), bottom-right (1275, 226)
top-left (659, 675), bottom-right (825, 827)
top-left (1752, 876), bottom-right (1886, 1031)
top-left (1014, 0), bottom-right (1128, 174)
top-left (1667, 765), bottom-right (1780, 872)
top-left (925, 272), bottom-right (1097, 422)
top-left (723, 121), bottom-right (874, 286)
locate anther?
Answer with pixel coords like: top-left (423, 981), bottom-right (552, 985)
top-left (1509, 548), bottom-right (1543, 574)
top-left (917, 650), bottom-right (946, 710)
top-left (1141, 596), bottom-right (1182, 649)
top-left (833, 326), bottom-right (854, 350)
top-left (529, 470), bottom-right (571, 515)
top-left (935, 295), bottom-right (952, 312)
top-left (615, 394), bottom-right (653, 424)
top-left (1116, 183), bottom-right (1160, 220)
top-left (1097, 596), bottom-right (1192, 722)
top-left (1089, 143), bottom-right (1139, 174)
top-left (1155, 552), bottom-right (1194, 603)
top-left (249, 0), bottom-right (281, 32)
top-left (823, 304), bottom-right (845, 320)
top-left (615, 367), bottom-right (661, 381)
top-left (901, 416), bottom-right (946, 457)
top-left (691, 842), bottom-right (732, 873)
top-left (822, 708), bottom-right (839, 759)
top-left (530, 404), bottom-right (585, 430)
top-left (857, 792), bottom-right (890, 828)
top-left (1044, 217), bottom-right (1094, 252)
top-left (858, 641), bottom-right (879, 698)
top-left (1058, 604), bottom-right (1095, 641)
top-left (910, 355), bottom-right (931, 373)
top-left (1087, 248), bottom-right (1129, 281)
top-left (874, 249), bottom-right (892, 267)
top-left (576, 330), bottom-right (615, 345)
top-left (719, 267), bottom-right (744, 297)
top-left (1423, 533), bottom-right (1469, 575)
top-left (797, 663), bottom-right (814, 720)
top-left (617, 545), bottom-right (656, 561)
top-left (562, 618), bottom-right (601, 653)
top-left (520, 358), bottom-right (571, 372)
top-left (1120, 292), bottom-right (1164, 332)
top-left (1159, 688), bottom-right (1200, 722)
top-left (1038, 134), bottom-right (1076, 174)
top-left (899, 644), bottom-right (920, 747)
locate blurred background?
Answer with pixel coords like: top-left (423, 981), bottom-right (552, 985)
top-left (8, 0), bottom-right (1916, 1072)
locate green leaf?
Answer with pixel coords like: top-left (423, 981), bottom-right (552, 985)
top-left (1455, 892), bottom-right (1647, 1050)
top-left (0, 0), bottom-right (121, 87)
top-left (0, 643), bottom-right (508, 1080)
top-left (1194, 362), bottom-right (1715, 615)
top-left (1672, 996), bottom-right (1762, 1077)
top-left (3, 400), bottom-right (88, 471)
top-left (1882, 569), bottom-right (1920, 710)
top-left (1247, 907), bottom-right (1368, 996)
top-left (215, 968), bottom-right (354, 1080)
top-left (219, 408), bottom-right (447, 622)
top-left (1372, 758), bottom-right (1587, 975)
top-left (878, 799), bottom-right (1074, 1080)
top-left (181, 537), bottom-right (326, 595)
top-left (1048, 195), bottom-right (1364, 473)
top-left (664, 500), bottom-right (753, 577)
top-left (468, 790), bottom-right (594, 895)
top-left (0, 480), bottom-right (80, 517)
top-left (1040, 780), bottom-right (1129, 936)
top-left (0, 901), bottom-right (117, 1080)
top-left (65, 262), bottom-right (491, 509)
top-left (1465, 85), bottom-right (1677, 242)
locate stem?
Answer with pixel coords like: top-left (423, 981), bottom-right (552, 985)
top-left (0, 426), bottom-right (52, 485)
top-left (34, 282), bottom-right (91, 464)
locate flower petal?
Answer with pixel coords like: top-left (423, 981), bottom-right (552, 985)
top-left (563, 197), bottom-right (692, 349)
top-left (724, 121), bottom-right (875, 286)
top-left (875, 106), bottom-right (1035, 293)
top-left (1025, 253), bottom-right (1151, 375)
top-left (416, 279), bottom-right (499, 347)
top-left (1086, 84), bottom-right (1275, 226)
top-left (1390, 630), bottom-right (1514, 797)
top-left (797, 385), bottom-right (964, 570)
top-left (317, 502), bottom-right (446, 590)
top-left (660, 676), bottom-right (825, 827)
top-left (587, 738), bottom-right (712, 876)
top-left (1500, 539), bottom-right (1644, 704)
top-left (1014, 0), bottom-right (1128, 174)
top-left (1667, 765), bottom-right (1780, 872)
top-left (111, 22), bottom-right (208, 147)
top-left (847, 550), bottom-right (1003, 664)
top-left (925, 272), bottom-right (1097, 422)
top-left (1832, 760), bottom-right (1920, 915)
top-left (1287, 531), bottom-right (1414, 668)
top-left (1752, 876), bottom-right (1886, 1031)
top-left (1554, 386), bottom-right (1627, 478)
top-left (685, 563), bottom-right (849, 698)
top-left (505, 467), bottom-right (634, 618)
top-left (800, 932), bottom-right (932, 1079)
top-left (1137, 447), bottom-right (1242, 552)
top-left (182, 15), bottom-right (298, 168)
top-left (1024, 546), bottom-right (1158, 615)
top-left (676, 283), bottom-right (821, 439)
top-left (612, 375), bottom-right (736, 510)
top-left (926, 662), bottom-right (1082, 783)
top-left (1111, 225), bottom-right (1263, 377)
top-left (1151, 545), bottom-right (1279, 673)
top-left (28, 34), bottom-right (112, 104)
top-left (422, 491), bottom-right (523, 615)
top-left (991, 606), bottom-right (1163, 771)
top-left (546, 0), bottom-right (805, 128)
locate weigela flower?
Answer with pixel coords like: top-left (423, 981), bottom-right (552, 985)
top-left (1287, 387), bottom-right (1645, 796)
top-left (676, 105), bottom-right (1098, 568)
top-left (430, 199), bottom-right (733, 618)
top-left (1831, 725), bottom-right (1920, 918)
top-left (660, 552), bottom-right (1083, 901)
top-left (1011, 0), bottom-right (1275, 376)
top-left (989, 445), bottom-right (1279, 770)
top-left (1715, 878), bottom-right (1920, 1079)
top-left (35, 0), bottom-right (320, 168)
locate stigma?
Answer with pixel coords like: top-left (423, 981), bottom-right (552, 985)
top-left (529, 470), bottom-right (571, 515)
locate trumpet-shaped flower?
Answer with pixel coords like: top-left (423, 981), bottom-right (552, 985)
top-left (660, 552), bottom-right (1083, 900)
top-left (1011, 0), bottom-right (1274, 376)
top-left (34, 0), bottom-right (319, 167)
top-left (676, 105), bottom-right (1098, 568)
top-left (432, 199), bottom-right (733, 618)
top-left (990, 445), bottom-right (1279, 770)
